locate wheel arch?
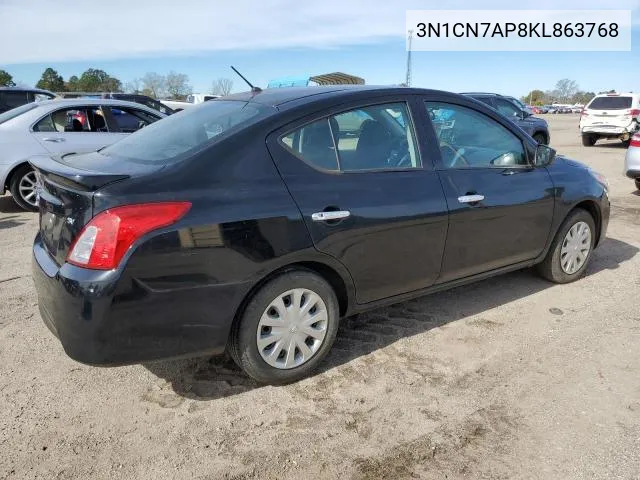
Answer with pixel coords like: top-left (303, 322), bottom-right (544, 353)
top-left (229, 260), bottom-right (354, 345)
top-left (3, 161), bottom-right (31, 192)
top-left (570, 199), bottom-right (603, 247)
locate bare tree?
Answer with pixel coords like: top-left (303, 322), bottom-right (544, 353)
top-left (211, 78), bottom-right (233, 96)
top-left (141, 72), bottom-right (166, 99)
top-left (165, 71), bottom-right (192, 100)
top-left (125, 78), bottom-right (141, 94)
top-left (555, 79), bottom-right (579, 103)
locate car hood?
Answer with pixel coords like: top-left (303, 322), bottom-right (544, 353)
top-left (556, 155), bottom-right (588, 170)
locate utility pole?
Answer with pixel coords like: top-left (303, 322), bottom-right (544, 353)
top-left (405, 29), bottom-right (413, 87)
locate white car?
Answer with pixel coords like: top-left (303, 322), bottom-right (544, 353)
top-left (580, 93), bottom-right (640, 146)
top-left (0, 98), bottom-right (165, 210)
top-left (160, 93), bottom-right (219, 112)
top-left (624, 133), bottom-right (640, 191)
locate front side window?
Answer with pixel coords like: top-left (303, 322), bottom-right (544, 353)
top-left (426, 102), bottom-right (527, 169)
top-left (108, 107), bottom-right (160, 133)
top-left (495, 99), bottom-right (522, 119)
top-left (280, 102), bottom-right (420, 172)
top-left (34, 107), bottom-right (108, 133)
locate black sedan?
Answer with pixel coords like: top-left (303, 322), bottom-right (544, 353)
top-left (31, 86), bottom-right (610, 384)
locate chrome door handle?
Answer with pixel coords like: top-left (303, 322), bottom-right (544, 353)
top-left (458, 194), bottom-right (485, 204)
top-left (311, 210), bottom-right (351, 222)
top-left (42, 138), bottom-right (65, 142)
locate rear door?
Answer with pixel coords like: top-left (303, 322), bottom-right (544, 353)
top-left (31, 105), bottom-right (121, 154)
top-left (421, 96), bottom-right (554, 283)
top-left (267, 97), bottom-right (449, 304)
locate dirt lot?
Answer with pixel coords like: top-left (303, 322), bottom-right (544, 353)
top-left (1, 115), bottom-right (639, 479)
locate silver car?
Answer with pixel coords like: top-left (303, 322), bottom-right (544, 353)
top-left (624, 133), bottom-right (640, 191)
top-left (0, 99), bottom-right (165, 210)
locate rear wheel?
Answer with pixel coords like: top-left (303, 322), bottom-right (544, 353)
top-left (9, 165), bottom-right (38, 212)
top-left (581, 134), bottom-right (597, 146)
top-left (229, 270), bottom-right (340, 384)
top-left (537, 209), bottom-right (595, 284)
top-left (635, 179), bottom-right (640, 191)
top-left (532, 133), bottom-right (547, 145)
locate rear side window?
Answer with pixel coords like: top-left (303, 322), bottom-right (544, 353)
top-left (34, 107), bottom-right (108, 132)
top-left (588, 96), bottom-right (633, 110)
top-left (280, 102), bottom-right (420, 172)
top-left (101, 100), bottom-right (273, 163)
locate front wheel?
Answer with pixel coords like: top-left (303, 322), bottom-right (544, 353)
top-left (536, 209), bottom-right (596, 284)
top-left (635, 178), bottom-right (640, 191)
top-left (532, 133), bottom-right (547, 145)
top-left (9, 165), bottom-right (38, 211)
top-left (229, 270), bottom-right (340, 384)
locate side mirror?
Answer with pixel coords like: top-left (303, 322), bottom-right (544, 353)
top-left (534, 143), bottom-right (556, 167)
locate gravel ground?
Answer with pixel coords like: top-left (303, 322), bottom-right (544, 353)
top-left (0, 115), bottom-right (639, 480)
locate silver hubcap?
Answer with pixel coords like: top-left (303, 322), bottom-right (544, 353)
top-left (18, 170), bottom-right (38, 206)
top-left (560, 221), bottom-right (592, 274)
top-left (256, 288), bottom-right (328, 369)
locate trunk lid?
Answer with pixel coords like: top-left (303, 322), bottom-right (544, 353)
top-left (29, 151), bottom-right (161, 266)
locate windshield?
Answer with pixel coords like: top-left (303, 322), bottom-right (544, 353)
top-left (588, 96), bottom-right (632, 110)
top-left (0, 102), bottom-right (39, 124)
top-left (101, 100), bottom-right (274, 163)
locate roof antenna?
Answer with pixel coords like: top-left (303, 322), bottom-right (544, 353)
top-left (231, 66), bottom-right (262, 93)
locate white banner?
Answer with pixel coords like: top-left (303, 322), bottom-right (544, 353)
top-left (406, 10), bottom-right (632, 51)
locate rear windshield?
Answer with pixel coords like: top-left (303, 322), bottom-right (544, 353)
top-left (588, 96), bottom-right (633, 110)
top-left (0, 102), bottom-right (39, 124)
top-left (101, 100), bottom-right (274, 163)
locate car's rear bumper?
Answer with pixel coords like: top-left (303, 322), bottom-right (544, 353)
top-left (580, 123), bottom-right (637, 136)
top-left (32, 233), bottom-right (250, 366)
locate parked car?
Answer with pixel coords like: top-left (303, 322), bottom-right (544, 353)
top-left (159, 94), bottom-right (220, 112)
top-left (537, 105), bottom-right (549, 114)
top-left (461, 92), bottom-right (550, 144)
top-left (57, 92), bottom-right (175, 115)
top-left (571, 104), bottom-right (584, 113)
top-left (31, 86), bottom-right (610, 384)
top-left (544, 105), bottom-right (558, 114)
top-left (624, 133), bottom-right (640, 190)
top-left (527, 105), bottom-right (541, 114)
top-left (0, 98), bottom-right (165, 210)
top-left (580, 93), bottom-right (640, 146)
top-left (0, 87), bottom-right (56, 114)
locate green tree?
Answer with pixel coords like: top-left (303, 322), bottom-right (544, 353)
top-left (36, 68), bottom-right (65, 92)
top-left (76, 68), bottom-right (122, 92)
top-left (521, 89), bottom-right (545, 105)
top-left (0, 69), bottom-right (16, 87)
top-left (65, 75), bottom-right (79, 92)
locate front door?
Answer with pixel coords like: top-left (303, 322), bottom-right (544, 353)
top-left (423, 99), bottom-right (554, 283)
top-left (268, 99), bottom-right (449, 304)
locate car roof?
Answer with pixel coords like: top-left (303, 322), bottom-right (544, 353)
top-left (224, 85), bottom-right (446, 108)
top-left (592, 92), bottom-right (637, 97)
top-left (0, 86), bottom-right (56, 96)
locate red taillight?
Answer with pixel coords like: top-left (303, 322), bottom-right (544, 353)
top-left (630, 134), bottom-right (640, 148)
top-left (629, 109), bottom-right (640, 117)
top-left (67, 202), bottom-right (191, 270)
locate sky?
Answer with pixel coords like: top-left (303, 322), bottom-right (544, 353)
top-left (1, 0), bottom-right (638, 98)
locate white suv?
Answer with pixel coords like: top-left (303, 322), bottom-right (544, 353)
top-left (579, 93), bottom-right (640, 146)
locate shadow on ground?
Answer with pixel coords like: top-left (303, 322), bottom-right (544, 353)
top-left (144, 237), bottom-right (638, 401)
top-left (0, 196), bottom-right (28, 215)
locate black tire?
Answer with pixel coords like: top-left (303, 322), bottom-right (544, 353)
top-left (9, 164), bottom-right (38, 212)
top-left (229, 270), bottom-right (340, 384)
top-left (533, 133), bottom-right (547, 145)
top-left (536, 208), bottom-right (596, 284)
top-left (635, 179), bottom-right (640, 191)
top-left (581, 135), bottom-right (597, 147)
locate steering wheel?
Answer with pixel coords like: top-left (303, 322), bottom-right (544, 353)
top-left (439, 142), bottom-right (470, 168)
top-left (387, 137), bottom-right (412, 167)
